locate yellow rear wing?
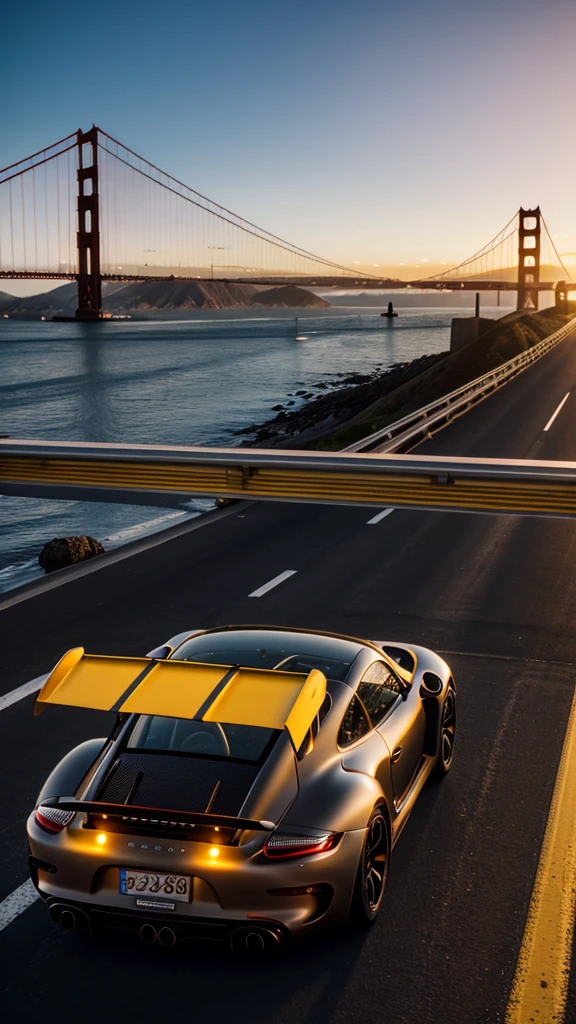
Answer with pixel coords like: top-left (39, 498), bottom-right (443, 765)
top-left (35, 648), bottom-right (327, 751)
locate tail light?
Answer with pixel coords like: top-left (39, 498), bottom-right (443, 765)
top-left (263, 832), bottom-right (340, 859)
top-left (35, 806), bottom-right (75, 834)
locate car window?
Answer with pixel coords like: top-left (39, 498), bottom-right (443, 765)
top-left (357, 661), bottom-right (402, 728)
top-left (338, 694), bottom-right (371, 747)
top-left (173, 631), bottom-right (358, 682)
top-left (128, 716), bottom-right (278, 764)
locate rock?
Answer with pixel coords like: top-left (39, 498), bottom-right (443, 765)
top-left (271, 404), bottom-right (284, 411)
top-left (38, 535), bottom-right (105, 573)
top-left (295, 390), bottom-right (307, 396)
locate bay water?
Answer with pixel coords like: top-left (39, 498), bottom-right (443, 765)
top-left (0, 305), bottom-right (502, 592)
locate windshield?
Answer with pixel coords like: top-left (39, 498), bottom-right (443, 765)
top-left (172, 629), bottom-right (359, 681)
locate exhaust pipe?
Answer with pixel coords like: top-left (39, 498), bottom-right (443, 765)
top-left (245, 931), bottom-right (266, 953)
top-left (49, 904), bottom-right (89, 930)
top-left (232, 926), bottom-right (282, 953)
top-left (157, 927), bottom-right (177, 947)
top-left (139, 923), bottom-right (158, 945)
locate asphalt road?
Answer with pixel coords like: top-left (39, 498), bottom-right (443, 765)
top-left (2, 329), bottom-right (576, 1023)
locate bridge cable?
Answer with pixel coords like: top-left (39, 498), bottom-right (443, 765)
top-left (540, 212), bottom-right (573, 280)
top-left (97, 128), bottom-right (370, 277)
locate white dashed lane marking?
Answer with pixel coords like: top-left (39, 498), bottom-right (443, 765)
top-left (0, 880), bottom-right (39, 932)
top-left (367, 508), bottom-right (394, 525)
top-left (249, 570), bottom-right (297, 597)
top-left (543, 392), bottom-right (570, 432)
top-left (0, 674), bottom-right (48, 711)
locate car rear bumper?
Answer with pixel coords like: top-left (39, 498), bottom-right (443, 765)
top-left (28, 815), bottom-right (365, 943)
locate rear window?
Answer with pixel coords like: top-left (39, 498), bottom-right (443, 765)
top-left (128, 716), bottom-right (278, 764)
top-left (172, 629), bottom-right (359, 682)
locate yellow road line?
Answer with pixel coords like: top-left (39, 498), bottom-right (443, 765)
top-left (505, 686), bottom-right (576, 1024)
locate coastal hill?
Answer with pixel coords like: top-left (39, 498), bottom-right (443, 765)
top-left (253, 285), bottom-right (329, 308)
top-left (0, 280), bottom-right (329, 315)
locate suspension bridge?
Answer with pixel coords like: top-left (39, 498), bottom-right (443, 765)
top-left (0, 125), bottom-right (572, 319)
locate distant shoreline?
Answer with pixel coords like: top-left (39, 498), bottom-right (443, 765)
top-left (0, 297), bottom-right (521, 323)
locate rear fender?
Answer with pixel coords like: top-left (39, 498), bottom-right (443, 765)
top-left (37, 739), bottom-right (106, 806)
top-left (281, 759), bottom-right (385, 833)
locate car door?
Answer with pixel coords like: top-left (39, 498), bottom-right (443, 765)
top-left (357, 662), bottom-right (426, 806)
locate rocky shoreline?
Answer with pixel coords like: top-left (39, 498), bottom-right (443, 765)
top-left (233, 351), bottom-right (447, 448)
top-left (235, 307), bottom-right (573, 452)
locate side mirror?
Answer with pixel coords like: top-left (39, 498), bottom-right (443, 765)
top-left (146, 644), bottom-right (172, 660)
top-left (419, 672), bottom-right (443, 698)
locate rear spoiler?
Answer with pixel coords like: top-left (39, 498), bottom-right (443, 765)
top-left (35, 648), bottom-right (327, 751)
top-left (41, 796), bottom-right (275, 832)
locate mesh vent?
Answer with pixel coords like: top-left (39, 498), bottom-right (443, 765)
top-left (98, 753), bottom-right (259, 815)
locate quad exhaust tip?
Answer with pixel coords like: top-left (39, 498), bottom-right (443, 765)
top-left (157, 927), bottom-right (177, 947)
top-left (139, 924), bottom-right (158, 945)
top-left (139, 924), bottom-right (177, 946)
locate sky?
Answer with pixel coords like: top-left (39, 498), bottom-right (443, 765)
top-left (2, 0), bottom-right (576, 291)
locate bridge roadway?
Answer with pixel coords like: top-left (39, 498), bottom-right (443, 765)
top-left (2, 329), bottom-right (576, 1022)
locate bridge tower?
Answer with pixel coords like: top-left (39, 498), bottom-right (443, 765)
top-left (517, 207), bottom-right (541, 312)
top-left (76, 127), bottom-right (103, 320)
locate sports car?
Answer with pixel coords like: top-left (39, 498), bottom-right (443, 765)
top-left (27, 625), bottom-right (455, 950)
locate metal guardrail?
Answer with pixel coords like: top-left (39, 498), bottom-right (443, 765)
top-left (2, 317), bottom-right (576, 519)
top-left (3, 440), bottom-right (576, 518)
top-left (347, 315), bottom-right (576, 454)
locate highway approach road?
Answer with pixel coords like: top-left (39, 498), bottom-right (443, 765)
top-left (2, 331), bottom-right (576, 1024)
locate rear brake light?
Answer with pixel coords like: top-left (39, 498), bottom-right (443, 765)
top-left (263, 832), bottom-right (340, 859)
top-left (35, 806), bottom-right (75, 834)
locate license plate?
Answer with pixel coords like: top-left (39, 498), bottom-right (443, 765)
top-left (119, 868), bottom-right (191, 903)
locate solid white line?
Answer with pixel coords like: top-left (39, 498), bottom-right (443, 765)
top-left (0, 674), bottom-right (48, 711)
top-left (544, 392), bottom-right (570, 432)
top-left (249, 570), bottom-right (297, 598)
top-left (0, 880), bottom-right (39, 933)
top-left (367, 508), bottom-right (395, 525)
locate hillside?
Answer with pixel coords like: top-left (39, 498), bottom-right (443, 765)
top-left (101, 280), bottom-right (260, 311)
top-left (253, 285), bottom-right (330, 308)
top-left (0, 280), bottom-right (262, 314)
top-left (0, 279), bottom-right (330, 314)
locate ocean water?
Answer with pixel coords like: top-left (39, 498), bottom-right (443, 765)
top-left (0, 305), bottom-right (502, 592)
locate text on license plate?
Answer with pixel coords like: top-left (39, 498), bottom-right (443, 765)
top-left (119, 868), bottom-right (191, 902)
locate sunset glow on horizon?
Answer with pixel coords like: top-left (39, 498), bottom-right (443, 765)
top-left (1, 0), bottom-right (575, 282)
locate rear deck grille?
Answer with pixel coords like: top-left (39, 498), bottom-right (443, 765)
top-left (97, 752), bottom-right (259, 816)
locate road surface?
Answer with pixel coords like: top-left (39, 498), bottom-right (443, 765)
top-left (2, 330), bottom-right (576, 1023)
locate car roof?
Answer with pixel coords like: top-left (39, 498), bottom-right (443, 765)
top-left (171, 625), bottom-right (366, 664)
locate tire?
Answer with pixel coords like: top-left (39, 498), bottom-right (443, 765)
top-left (348, 807), bottom-right (390, 927)
top-left (431, 686), bottom-right (456, 781)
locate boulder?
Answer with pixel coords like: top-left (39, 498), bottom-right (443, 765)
top-left (38, 536), bottom-right (105, 573)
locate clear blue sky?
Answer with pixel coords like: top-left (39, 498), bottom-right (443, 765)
top-left (2, 0), bottom-right (575, 273)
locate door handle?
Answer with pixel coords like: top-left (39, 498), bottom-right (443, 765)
top-left (391, 746), bottom-right (402, 763)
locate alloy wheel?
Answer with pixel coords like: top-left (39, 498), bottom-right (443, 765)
top-left (440, 689), bottom-right (456, 769)
top-left (363, 813), bottom-right (388, 911)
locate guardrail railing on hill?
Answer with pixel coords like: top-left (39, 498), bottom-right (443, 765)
top-left (3, 440), bottom-right (576, 518)
top-left (346, 315), bottom-right (576, 454)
